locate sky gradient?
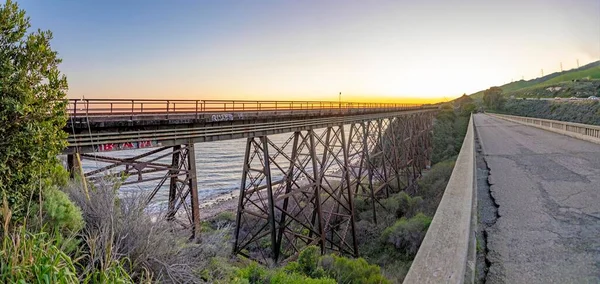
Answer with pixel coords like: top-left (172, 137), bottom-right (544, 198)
top-left (18, 0), bottom-right (600, 103)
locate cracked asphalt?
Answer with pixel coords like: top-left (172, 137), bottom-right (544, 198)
top-left (474, 114), bottom-right (600, 284)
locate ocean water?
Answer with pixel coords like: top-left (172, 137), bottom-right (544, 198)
top-left (80, 126), bottom-right (359, 208)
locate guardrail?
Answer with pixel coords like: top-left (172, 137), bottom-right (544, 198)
top-left (404, 115), bottom-right (476, 284)
top-left (67, 99), bottom-right (425, 117)
top-left (489, 113), bottom-right (600, 145)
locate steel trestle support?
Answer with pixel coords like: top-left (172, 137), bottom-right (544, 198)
top-left (233, 111), bottom-right (434, 263)
top-left (67, 142), bottom-right (202, 240)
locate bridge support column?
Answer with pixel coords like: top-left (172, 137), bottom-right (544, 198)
top-left (76, 144), bottom-right (202, 239)
top-left (344, 114), bottom-right (435, 224)
top-left (233, 126), bottom-right (359, 263)
top-left (167, 145), bottom-right (182, 220)
top-left (186, 143), bottom-right (201, 241)
top-left (163, 143), bottom-right (201, 240)
top-left (66, 153), bottom-right (80, 178)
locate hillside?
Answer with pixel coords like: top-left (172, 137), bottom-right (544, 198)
top-left (470, 60), bottom-right (600, 99)
top-left (499, 100), bottom-right (600, 126)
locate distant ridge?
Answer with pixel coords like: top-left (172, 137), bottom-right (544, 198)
top-left (470, 60), bottom-right (600, 99)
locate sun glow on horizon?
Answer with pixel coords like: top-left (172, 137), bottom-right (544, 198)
top-left (24, 0), bottom-right (598, 102)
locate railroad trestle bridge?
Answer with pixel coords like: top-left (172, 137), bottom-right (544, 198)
top-left (65, 99), bottom-right (436, 262)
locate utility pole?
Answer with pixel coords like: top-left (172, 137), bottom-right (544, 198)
top-left (577, 59), bottom-right (580, 68)
top-left (541, 69), bottom-right (544, 77)
top-left (560, 62), bottom-right (563, 72)
top-left (338, 92), bottom-right (341, 109)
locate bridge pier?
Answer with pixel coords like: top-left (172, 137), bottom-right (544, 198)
top-left (165, 143), bottom-right (201, 240)
top-left (66, 153), bottom-right (81, 178)
top-left (233, 126), bottom-right (359, 263)
top-left (232, 113), bottom-right (434, 263)
top-left (71, 143), bottom-right (202, 240)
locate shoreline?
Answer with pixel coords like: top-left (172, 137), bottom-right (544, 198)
top-left (199, 191), bottom-right (240, 220)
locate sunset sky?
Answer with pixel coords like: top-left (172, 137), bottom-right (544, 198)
top-left (19, 0), bottom-right (600, 103)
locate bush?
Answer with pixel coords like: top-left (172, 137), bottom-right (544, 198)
top-left (0, 0), bottom-right (69, 220)
top-left (382, 191), bottom-right (423, 219)
top-left (201, 256), bottom-right (239, 282)
top-left (298, 245), bottom-right (319, 276)
top-left (297, 245), bottom-right (327, 278)
top-left (380, 260), bottom-right (412, 283)
top-left (382, 213), bottom-right (432, 257)
top-left (501, 100), bottom-right (600, 125)
top-left (237, 261), bottom-right (336, 284)
top-left (269, 270), bottom-right (336, 284)
top-left (213, 210), bottom-right (236, 227)
top-left (237, 262), bottom-right (269, 284)
top-left (417, 159), bottom-right (455, 215)
top-left (32, 187), bottom-right (84, 233)
top-left (66, 180), bottom-right (231, 283)
top-left (321, 254), bottom-right (390, 284)
top-left (431, 107), bottom-right (469, 164)
top-left (280, 246), bottom-right (390, 283)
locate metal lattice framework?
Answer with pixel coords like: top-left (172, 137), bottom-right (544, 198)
top-left (233, 112), bottom-right (433, 262)
top-left (70, 144), bottom-right (201, 239)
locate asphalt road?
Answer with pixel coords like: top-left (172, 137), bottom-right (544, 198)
top-left (474, 114), bottom-right (600, 284)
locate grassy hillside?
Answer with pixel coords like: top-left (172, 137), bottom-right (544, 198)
top-left (498, 100), bottom-right (600, 126)
top-left (470, 60), bottom-right (600, 99)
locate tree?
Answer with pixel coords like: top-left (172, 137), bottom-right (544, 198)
top-left (483, 86), bottom-right (505, 110)
top-left (0, 0), bottom-right (68, 219)
top-left (454, 93), bottom-right (476, 116)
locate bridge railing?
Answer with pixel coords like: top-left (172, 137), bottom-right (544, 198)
top-left (489, 113), bottom-right (600, 145)
top-left (404, 114), bottom-right (476, 284)
top-left (68, 99), bottom-right (425, 117)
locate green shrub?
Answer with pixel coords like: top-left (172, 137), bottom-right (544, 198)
top-left (382, 213), bottom-right (432, 257)
top-left (282, 246), bottom-right (389, 283)
top-left (270, 270), bottom-right (336, 284)
top-left (353, 195), bottom-right (370, 215)
top-left (382, 192), bottom-right (423, 219)
top-left (298, 246), bottom-right (319, 275)
top-left (321, 254), bottom-right (390, 284)
top-left (213, 210), bottom-right (236, 227)
top-left (501, 100), bottom-right (600, 125)
top-left (431, 108), bottom-right (469, 164)
top-left (201, 256), bottom-right (239, 282)
top-left (237, 262), bottom-right (269, 284)
top-left (297, 245), bottom-right (328, 278)
top-left (417, 159), bottom-right (455, 215)
top-left (380, 260), bottom-right (413, 283)
top-left (32, 187), bottom-right (84, 233)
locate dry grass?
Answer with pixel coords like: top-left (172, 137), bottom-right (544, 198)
top-left (65, 179), bottom-right (232, 283)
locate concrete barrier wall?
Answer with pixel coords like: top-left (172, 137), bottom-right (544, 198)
top-left (404, 115), bottom-right (476, 284)
top-left (489, 113), bottom-right (600, 145)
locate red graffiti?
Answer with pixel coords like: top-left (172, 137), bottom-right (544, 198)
top-left (138, 141), bottom-right (153, 148)
top-left (98, 143), bottom-right (115, 151)
top-left (97, 141), bottom-right (155, 152)
top-left (121, 142), bottom-right (135, 149)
